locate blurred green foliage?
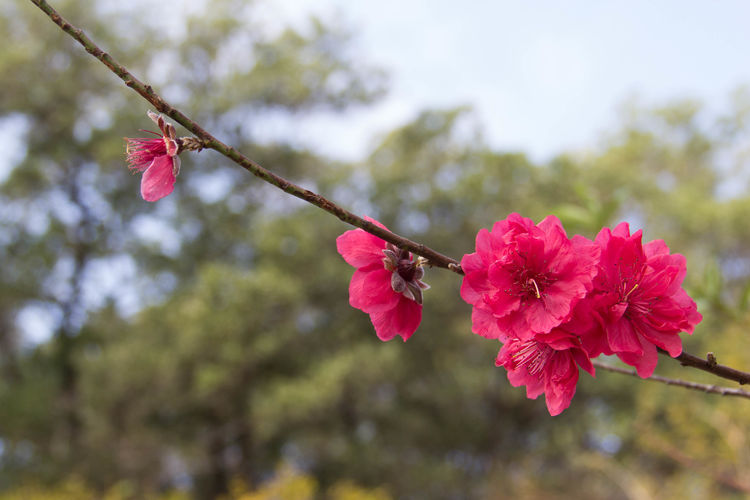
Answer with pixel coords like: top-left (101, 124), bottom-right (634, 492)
top-left (1, 1), bottom-right (750, 499)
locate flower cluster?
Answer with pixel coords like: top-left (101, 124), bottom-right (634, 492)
top-left (337, 217), bottom-right (429, 342)
top-left (336, 213), bottom-right (700, 415)
top-left (461, 213), bottom-right (702, 415)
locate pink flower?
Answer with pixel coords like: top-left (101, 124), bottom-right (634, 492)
top-left (496, 327), bottom-right (595, 416)
top-left (336, 217), bottom-right (429, 341)
top-left (460, 213), bottom-right (599, 341)
top-left (582, 223), bottom-right (702, 378)
top-left (125, 111), bottom-right (181, 202)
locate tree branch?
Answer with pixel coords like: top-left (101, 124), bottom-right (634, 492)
top-left (593, 360), bottom-right (750, 400)
top-left (27, 0), bottom-right (463, 274)
top-left (669, 350), bottom-right (750, 385)
top-left (29, 0), bottom-right (750, 392)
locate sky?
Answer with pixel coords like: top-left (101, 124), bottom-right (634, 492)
top-left (267, 0), bottom-right (750, 163)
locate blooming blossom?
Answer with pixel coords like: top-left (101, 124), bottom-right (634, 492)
top-left (582, 223), bottom-right (702, 378)
top-left (336, 217), bottom-right (429, 341)
top-left (125, 111), bottom-right (182, 202)
top-left (460, 213), bottom-right (599, 341)
top-left (496, 326), bottom-right (595, 416)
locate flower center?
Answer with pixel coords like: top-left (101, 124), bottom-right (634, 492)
top-left (517, 270), bottom-right (550, 300)
top-left (382, 244), bottom-right (429, 304)
top-left (397, 259), bottom-right (418, 282)
top-left (512, 340), bottom-right (553, 375)
top-left (619, 282), bottom-right (654, 317)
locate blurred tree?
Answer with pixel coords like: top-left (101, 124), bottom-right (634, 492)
top-left (3, 1), bottom-right (750, 499)
top-left (0, 0), bottom-right (383, 495)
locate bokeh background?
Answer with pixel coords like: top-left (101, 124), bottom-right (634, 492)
top-left (2, 1), bottom-right (750, 498)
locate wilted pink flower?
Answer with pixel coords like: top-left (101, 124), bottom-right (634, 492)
top-left (496, 327), bottom-right (595, 416)
top-left (582, 223), bottom-right (702, 378)
top-left (125, 111), bottom-right (181, 202)
top-left (460, 213), bottom-right (599, 341)
top-left (337, 217), bottom-right (429, 341)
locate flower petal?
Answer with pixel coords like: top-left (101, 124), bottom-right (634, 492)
top-left (606, 317), bottom-right (642, 354)
top-left (470, 304), bottom-right (507, 341)
top-left (336, 229), bottom-right (387, 268)
top-left (336, 216), bottom-right (392, 268)
top-left (141, 155), bottom-right (177, 202)
top-left (348, 268), bottom-right (400, 313)
top-left (618, 340), bottom-right (658, 378)
top-left (369, 295), bottom-right (422, 341)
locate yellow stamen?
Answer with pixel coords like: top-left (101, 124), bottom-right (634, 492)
top-left (624, 283), bottom-right (639, 300)
top-left (529, 278), bottom-right (541, 299)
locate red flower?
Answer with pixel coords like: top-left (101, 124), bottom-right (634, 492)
top-left (460, 213), bottom-right (599, 341)
top-left (125, 111), bottom-right (181, 202)
top-left (496, 327), bottom-right (594, 416)
top-left (582, 223), bottom-right (702, 378)
top-left (336, 217), bottom-right (429, 341)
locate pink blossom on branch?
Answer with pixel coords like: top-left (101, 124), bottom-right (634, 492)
top-left (337, 217), bottom-right (429, 341)
top-left (460, 213), bottom-right (599, 341)
top-left (496, 326), bottom-right (595, 416)
top-left (125, 111), bottom-right (182, 202)
top-left (582, 223), bottom-right (702, 378)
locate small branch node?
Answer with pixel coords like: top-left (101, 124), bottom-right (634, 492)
top-left (707, 352), bottom-right (717, 367)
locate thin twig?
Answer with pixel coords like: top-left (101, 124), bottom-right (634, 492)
top-left (593, 360), bottom-right (750, 400)
top-left (27, 0), bottom-right (463, 274)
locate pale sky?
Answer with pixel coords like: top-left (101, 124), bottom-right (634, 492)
top-left (269, 0), bottom-right (750, 162)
